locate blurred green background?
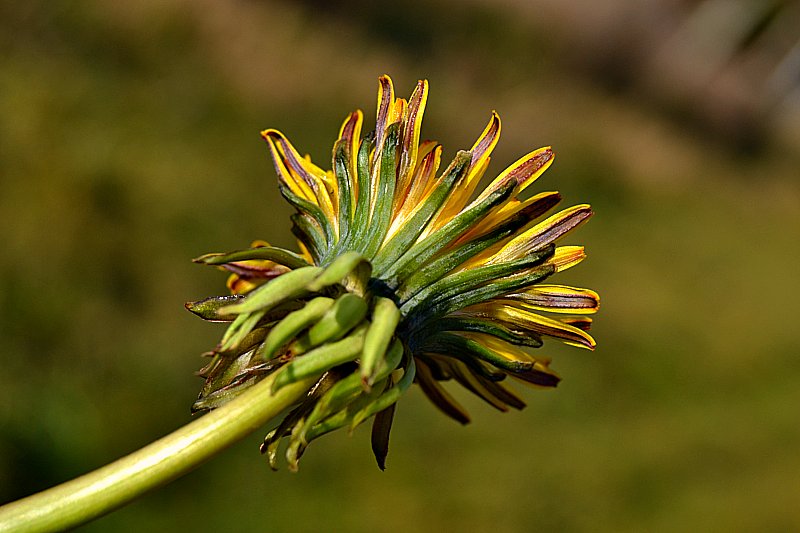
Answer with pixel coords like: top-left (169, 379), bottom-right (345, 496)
top-left (2, 1), bottom-right (799, 531)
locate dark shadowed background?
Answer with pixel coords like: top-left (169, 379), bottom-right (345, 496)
top-left (2, 1), bottom-right (799, 531)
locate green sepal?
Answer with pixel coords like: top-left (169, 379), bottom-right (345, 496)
top-left (292, 293), bottom-right (368, 353)
top-left (331, 139), bottom-right (354, 254)
top-left (288, 353), bottom-right (407, 469)
top-left (362, 122), bottom-right (400, 259)
top-left (309, 251), bottom-right (369, 289)
top-left (299, 339), bottom-right (402, 433)
top-left (258, 296), bottom-right (335, 361)
top-left (372, 150), bottom-right (472, 272)
top-left (360, 297), bottom-right (401, 387)
top-left (284, 372), bottom-right (382, 469)
top-left (192, 247), bottom-right (309, 270)
top-left (400, 243), bottom-right (555, 315)
top-left (219, 266), bottom-right (322, 315)
top-left (193, 347), bottom-right (260, 412)
top-left (380, 180), bottom-right (516, 287)
top-left (290, 213), bottom-right (325, 264)
top-left (184, 295), bottom-right (245, 322)
top-left (302, 371), bottom-right (367, 436)
top-left (192, 374), bottom-right (257, 412)
top-left (348, 131), bottom-right (375, 253)
top-left (285, 404), bottom-right (352, 470)
top-left (305, 375), bottom-right (388, 441)
top-left (271, 326), bottom-right (366, 393)
top-left (277, 182), bottom-right (334, 253)
top-left (260, 372), bottom-right (339, 469)
top-left (219, 310), bottom-right (266, 351)
top-left (296, 339), bottom-right (403, 449)
top-left (351, 355), bottom-right (415, 429)
top-left (216, 322), bottom-right (269, 356)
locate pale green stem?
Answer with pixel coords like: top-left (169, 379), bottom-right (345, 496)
top-left (0, 373), bottom-right (318, 533)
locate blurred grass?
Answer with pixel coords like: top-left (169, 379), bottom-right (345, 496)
top-left (1, 1), bottom-right (799, 531)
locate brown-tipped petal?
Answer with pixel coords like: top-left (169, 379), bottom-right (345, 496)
top-left (396, 80), bottom-right (429, 194)
top-left (476, 147), bottom-right (554, 203)
top-left (391, 143), bottom-right (443, 232)
top-left (487, 205), bottom-right (592, 264)
top-left (479, 303), bottom-right (597, 350)
top-left (462, 299), bottom-right (596, 350)
top-left (262, 131), bottom-right (316, 203)
top-left (562, 316), bottom-right (593, 331)
top-left (373, 75), bottom-right (395, 162)
top-left (431, 112), bottom-right (502, 227)
top-left (453, 191), bottom-right (564, 263)
top-left (338, 110), bottom-right (364, 205)
top-left (506, 284), bottom-right (600, 314)
top-left (262, 129), bottom-right (338, 227)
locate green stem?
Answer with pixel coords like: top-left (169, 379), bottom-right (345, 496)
top-left (0, 373), bottom-right (317, 533)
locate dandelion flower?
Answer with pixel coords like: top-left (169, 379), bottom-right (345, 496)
top-left (188, 75), bottom-right (599, 470)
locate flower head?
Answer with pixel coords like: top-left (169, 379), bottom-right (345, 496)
top-left (187, 75), bottom-right (599, 470)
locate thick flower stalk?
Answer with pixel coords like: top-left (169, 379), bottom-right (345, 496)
top-left (188, 75), bottom-right (599, 470)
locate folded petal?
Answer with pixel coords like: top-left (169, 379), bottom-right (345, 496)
top-left (262, 129), bottom-right (337, 230)
top-left (395, 80), bottom-right (428, 202)
top-left (506, 284), bottom-right (600, 314)
top-left (476, 147), bottom-right (555, 202)
top-left (486, 204), bottom-right (592, 264)
top-left (455, 302), bottom-right (596, 350)
top-left (373, 75), bottom-right (395, 160)
top-left (428, 112), bottom-right (501, 230)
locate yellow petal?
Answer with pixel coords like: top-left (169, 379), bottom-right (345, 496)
top-left (387, 143), bottom-right (442, 238)
top-left (296, 239), bottom-right (314, 264)
top-left (337, 110), bottom-right (364, 211)
top-left (548, 245), bottom-right (586, 272)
